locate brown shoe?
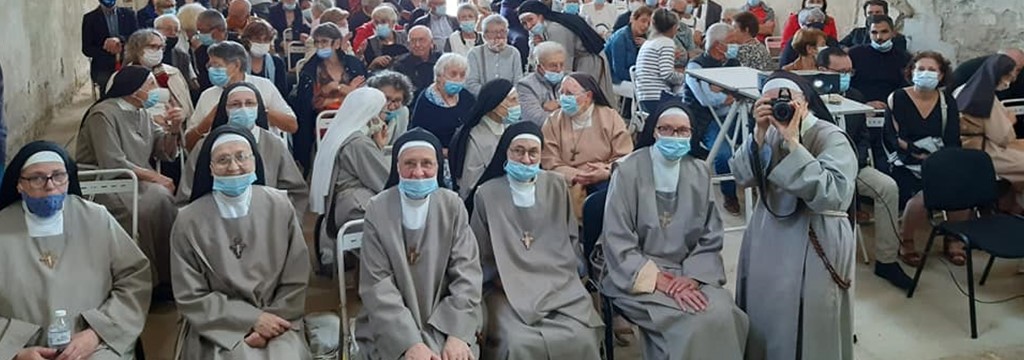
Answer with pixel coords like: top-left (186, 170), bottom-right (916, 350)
top-left (723, 197), bottom-right (742, 216)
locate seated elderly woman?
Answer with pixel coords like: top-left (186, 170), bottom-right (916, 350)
top-left (466, 14), bottom-right (524, 96)
top-left (77, 66), bottom-right (181, 296)
top-left (186, 41), bottom-right (298, 151)
top-left (361, 5), bottom-right (411, 71)
top-left (517, 41), bottom-right (566, 126)
top-left (306, 8), bottom-right (353, 58)
top-left (0, 142), bottom-right (151, 360)
top-left (445, 4), bottom-right (483, 56)
top-left (295, 23), bottom-right (368, 172)
top-left (732, 11), bottom-right (775, 71)
top-left (601, 102), bottom-right (749, 359)
top-left (778, 7), bottom-right (838, 68)
top-left (541, 72), bottom-right (633, 214)
top-left (469, 122), bottom-right (603, 359)
top-left (309, 88), bottom-right (390, 268)
top-left (449, 79), bottom-right (521, 199)
top-left (241, 19), bottom-right (290, 99)
top-left (172, 126), bottom-right (312, 359)
top-left (367, 70), bottom-right (416, 145)
top-left (410, 53), bottom-right (478, 148)
top-left (123, 29), bottom-right (194, 123)
top-left (177, 83), bottom-right (308, 212)
top-left (782, 28), bottom-right (826, 72)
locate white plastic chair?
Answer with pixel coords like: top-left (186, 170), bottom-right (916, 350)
top-left (628, 66), bottom-right (647, 134)
top-left (78, 169), bottom-right (139, 240)
top-left (286, 41), bottom-right (307, 71)
top-left (335, 219), bottom-right (365, 360)
top-left (764, 36), bottom-right (784, 61)
top-left (294, 58), bottom-right (308, 75)
top-left (315, 110), bottom-right (338, 148)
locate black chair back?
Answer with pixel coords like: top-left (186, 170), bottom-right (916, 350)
top-left (922, 148), bottom-right (998, 212)
top-left (581, 189), bottom-right (608, 275)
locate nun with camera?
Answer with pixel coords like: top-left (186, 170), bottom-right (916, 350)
top-left (730, 72), bottom-right (857, 360)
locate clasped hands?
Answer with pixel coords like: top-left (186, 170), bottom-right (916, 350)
top-left (245, 312), bottom-right (293, 349)
top-left (405, 336), bottom-right (473, 360)
top-left (655, 272), bottom-right (708, 314)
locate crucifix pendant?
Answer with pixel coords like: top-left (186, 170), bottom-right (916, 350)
top-left (570, 149), bottom-right (579, 162)
top-left (521, 232), bottom-right (534, 250)
top-left (39, 252), bottom-right (57, 269)
top-left (407, 247), bottom-right (420, 265)
top-left (230, 239), bottom-right (246, 259)
top-left (659, 212), bottom-right (672, 228)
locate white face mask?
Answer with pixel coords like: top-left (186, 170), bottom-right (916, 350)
top-left (250, 42), bottom-right (271, 57)
top-left (141, 49), bottom-right (164, 68)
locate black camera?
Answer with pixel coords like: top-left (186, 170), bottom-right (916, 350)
top-left (770, 88), bottom-right (796, 124)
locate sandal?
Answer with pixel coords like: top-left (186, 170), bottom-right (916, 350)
top-left (898, 239), bottom-right (922, 268)
top-left (944, 237), bottom-right (967, 266)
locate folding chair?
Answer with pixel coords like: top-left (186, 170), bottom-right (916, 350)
top-left (764, 36), bottom-right (783, 62)
top-left (315, 110), bottom-right (338, 149)
top-left (78, 169), bottom-right (139, 240)
top-left (628, 66), bottom-right (647, 134)
top-left (581, 190), bottom-right (619, 360)
top-left (335, 219), bottom-right (365, 360)
top-left (906, 148), bottom-right (1024, 339)
top-left (295, 58), bottom-right (308, 75)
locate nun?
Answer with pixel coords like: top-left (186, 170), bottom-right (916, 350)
top-left (170, 126), bottom-right (312, 359)
top-left (469, 122), bottom-right (603, 359)
top-left (177, 83), bottom-right (308, 213)
top-left (730, 74), bottom-right (857, 360)
top-left (600, 103), bottom-right (749, 360)
top-left (517, 0), bottom-right (615, 102)
top-left (76, 65), bottom-right (181, 293)
top-left (309, 88), bottom-right (390, 268)
top-left (449, 79), bottom-right (522, 199)
top-left (0, 142), bottom-right (151, 360)
top-left (354, 129), bottom-right (483, 360)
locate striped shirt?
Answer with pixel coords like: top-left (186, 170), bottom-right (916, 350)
top-left (635, 36), bottom-right (686, 102)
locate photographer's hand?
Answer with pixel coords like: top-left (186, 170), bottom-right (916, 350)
top-left (753, 98), bottom-right (773, 146)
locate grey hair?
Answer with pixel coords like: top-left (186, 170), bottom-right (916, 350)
top-left (178, 3), bottom-right (207, 32)
top-left (434, 53), bottom-right (469, 78)
top-left (704, 23), bottom-right (732, 52)
top-left (371, 5), bottom-right (398, 22)
top-left (361, 0), bottom-right (383, 7)
top-left (534, 41), bottom-right (566, 63)
top-left (457, 3), bottom-right (479, 17)
top-left (154, 14), bottom-right (180, 30)
top-left (367, 70), bottom-right (415, 105)
top-left (798, 7), bottom-right (826, 26)
top-left (208, 41), bottom-right (251, 72)
top-left (125, 29), bottom-right (165, 65)
top-left (722, 7), bottom-right (740, 19)
top-left (481, 14), bottom-right (508, 32)
top-left (312, 0), bottom-right (333, 12)
top-left (198, 9), bottom-right (227, 31)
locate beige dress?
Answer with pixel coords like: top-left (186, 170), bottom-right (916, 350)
top-left (0, 196), bottom-right (151, 360)
top-left (170, 186), bottom-right (311, 360)
top-left (958, 95), bottom-right (1024, 190)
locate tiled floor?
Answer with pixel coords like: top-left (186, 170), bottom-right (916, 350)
top-left (41, 83), bottom-right (1024, 359)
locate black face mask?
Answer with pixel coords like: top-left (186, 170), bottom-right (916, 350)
top-left (165, 36), bottom-right (179, 49)
top-left (807, 22), bottom-right (826, 31)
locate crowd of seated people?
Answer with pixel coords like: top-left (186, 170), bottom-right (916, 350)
top-left (6, 0), bottom-right (1024, 359)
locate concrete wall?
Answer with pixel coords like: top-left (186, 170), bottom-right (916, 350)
top-left (0, 0), bottom-right (94, 158)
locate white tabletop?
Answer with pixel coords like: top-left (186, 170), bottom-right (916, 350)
top-left (822, 95), bottom-right (877, 116)
top-left (685, 66), bottom-right (765, 92)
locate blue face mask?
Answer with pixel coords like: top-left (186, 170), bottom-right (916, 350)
top-left (142, 90), bottom-right (161, 109)
top-left (316, 47), bottom-right (334, 59)
top-left (283, 2), bottom-right (297, 11)
top-left (163, 8), bottom-right (177, 15)
top-left (839, 73), bottom-right (851, 92)
top-left (595, 0), bottom-right (606, 5)
top-left (654, 136), bottom-right (691, 161)
top-left (208, 67), bottom-right (230, 87)
top-left (228, 107), bottom-right (258, 129)
top-left (530, 22), bottom-right (546, 35)
top-left (213, 172), bottom-right (257, 197)
top-left (645, 0), bottom-right (658, 7)
top-left (505, 160), bottom-right (541, 182)
top-left (747, 0), bottom-right (761, 6)
top-left (912, 70), bottom-right (940, 90)
top-left (385, 110), bottom-right (398, 123)
top-left (444, 80), bottom-right (464, 95)
top-left (376, 24), bottom-right (392, 38)
top-left (726, 44), bottom-right (740, 59)
top-left (197, 33), bottom-right (215, 46)
top-left (399, 177), bottom-right (439, 199)
top-left (684, 4), bottom-right (694, 14)
top-left (543, 70), bottom-right (564, 85)
top-left (459, 21), bottom-right (476, 33)
top-left (22, 193), bottom-right (66, 218)
top-left (563, 3), bottom-right (580, 15)
top-left (559, 94), bottom-right (580, 115)
top-left (871, 39), bottom-right (893, 52)
top-left (99, 0), bottom-right (116, 8)
top-left (433, 5), bottom-right (447, 15)
top-left (504, 105), bottom-right (522, 124)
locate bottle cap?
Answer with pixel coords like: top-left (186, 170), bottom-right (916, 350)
top-left (54, 310), bottom-right (67, 317)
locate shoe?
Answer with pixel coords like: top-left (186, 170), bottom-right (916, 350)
top-left (723, 196), bottom-right (741, 216)
top-left (874, 262), bottom-right (913, 290)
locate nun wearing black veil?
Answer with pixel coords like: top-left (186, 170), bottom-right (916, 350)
top-left (170, 126), bottom-right (311, 359)
top-left (0, 141), bottom-right (151, 360)
top-left (76, 65), bottom-right (181, 290)
top-left (449, 78), bottom-right (521, 199)
top-left (354, 129), bottom-right (482, 360)
top-left (468, 121), bottom-right (602, 359)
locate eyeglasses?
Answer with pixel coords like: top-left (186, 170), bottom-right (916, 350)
top-left (484, 30), bottom-right (509, 40)
top-left (213, 152), bottom-right (255, 168)
top-left (656, 125), bottom-right (692, 137)
top-left (509, 147), bottom-right (541, 160)
top-left (20, 172), bottom-right (69, 189)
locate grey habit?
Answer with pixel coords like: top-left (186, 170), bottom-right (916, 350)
top-left (471, 171), bottom-right (603, 359)
top-left (354, 188), bottom-right (483, 360)
top-left (730, 118), bottom-right (857, 360)
top-left (0, 197), bottom-right (152, 360)
top-left (601, 148), bottom-right (749, 360)
top-left (170, 186), bottom-right (312, 359)
top-left (457, 121), bottom-right (503, 199)
top-left (318, 132), bottom-right (390, 251)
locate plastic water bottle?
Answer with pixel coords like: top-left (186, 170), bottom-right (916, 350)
top-left (47, 310), bottom-right (71, 351)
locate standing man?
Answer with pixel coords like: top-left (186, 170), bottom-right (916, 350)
top-left (731, 74), bottom-right (857, 360)
top-left (82, 0), bottom-right (140, 96)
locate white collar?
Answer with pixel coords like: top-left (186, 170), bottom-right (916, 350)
top-left (481, 116), bottom-right (506, 136)
top-left (507, 175), bottom-right (537, 207)
top-left (650, 147), bottom-right (680, 193)
top-left (570, 105), bottom-right (594, 130)
top-left (213, 186), bottom-right (253, 218)
top-left (800, 113), bottom-right (819, 138)
top-left (115, 98), bottom-right (141, 112)
top-left (22, 201), bottom-right (64, 237)
top-left (400, 191), bottom-right (431, 230)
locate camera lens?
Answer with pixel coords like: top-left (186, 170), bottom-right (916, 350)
top-left (772, 101), bottom-right (795, 123)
